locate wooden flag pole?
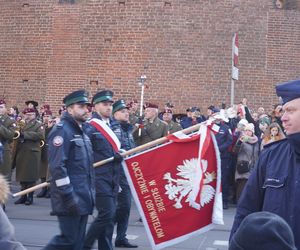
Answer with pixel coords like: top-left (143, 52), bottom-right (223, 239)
top-left (13, 121), bottom-right (208, 197)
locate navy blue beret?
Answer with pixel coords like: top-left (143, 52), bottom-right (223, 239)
top-left (276, 79), bottom-right (300, 105)
top-left (63, 90), bottom-right (89, 107)
top-left (92, 90), bottom-right (114, 104)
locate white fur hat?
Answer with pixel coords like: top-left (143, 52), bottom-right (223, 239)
top-left (238, 119), bottom-right (249, 127)
top-left (244, 123), bottom-right (255, 133)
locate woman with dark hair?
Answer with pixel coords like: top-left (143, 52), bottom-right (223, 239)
top-left (271, 104), bottom-right (284, 132)
top-left (261, 122), bottom-right (285, 149)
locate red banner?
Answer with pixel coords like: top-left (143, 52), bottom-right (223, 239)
top-left (123, 125), bottom-right (223, 250)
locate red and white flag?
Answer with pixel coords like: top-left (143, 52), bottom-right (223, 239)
top-left (89, 118), bottom-right (121, 152)
top-left (232, 33), bottom-right (239, 80)
top-left (123, 125), bottom-right (223, 250)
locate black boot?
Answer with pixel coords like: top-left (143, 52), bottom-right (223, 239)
top-left (25, 192), bottom-right (33, 206)
top-left (36, 187), bottom-right (47, 198)
top-left (14, 195), bottom-right (27, 205)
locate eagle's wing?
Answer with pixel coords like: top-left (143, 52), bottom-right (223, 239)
top-left (200, 185), bottom-right (215, 207)
top-left (177, 158), bottom-right (199, 179)
top-left (201, 159), bottom-right (208, 172)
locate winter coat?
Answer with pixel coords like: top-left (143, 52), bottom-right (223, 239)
top-left (15, 119), bottom-right (45, 182)
top-left (230, 132), bottom-right (300, 250)
top-left (133, 117), bottom-right (168, 146)
top-left (84, 112), bottom-right (121, 197)
top-left (234, 135), bottom-right (260, 181)
top-left (166, 120), bottom-right (182, 134)
top-left (48, 112), bottom-right (95, 216)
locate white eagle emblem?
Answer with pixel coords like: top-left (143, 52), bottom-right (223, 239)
top-left (163, 158), bottom-right (216, 210)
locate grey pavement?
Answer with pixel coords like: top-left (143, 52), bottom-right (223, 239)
top-left (6, 182), bottom-right (235, 250)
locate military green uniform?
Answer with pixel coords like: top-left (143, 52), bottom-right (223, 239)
top-left (133, 117), bottom-right (168, 146)
top-left (15, 120), bottom-right (45, 182)
top-left (0, 115), bottom-right (16, 176)
top-left (129, 111), bottom-right (139, 126)
top-left (40, 126), bottom-right (52, 179)
top-left (166, 120), bottom-right (182, 134)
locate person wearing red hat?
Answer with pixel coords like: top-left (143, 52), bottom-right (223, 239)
top-left (133, 102), bottom-right (168, 146)
top-left (162, 109), bottom-right (182, 134)
top-left (128, 99), bottom-right (139, 126)
top-left (25, 100), bottom-right (40, 119)
top-left (13, 107), bottom-right (45, 206)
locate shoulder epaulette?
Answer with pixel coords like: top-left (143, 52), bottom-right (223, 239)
top-left (56, 122), bottom-right (64, 128)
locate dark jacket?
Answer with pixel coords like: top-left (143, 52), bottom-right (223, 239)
top-left (48, 112), bottom-right (95, 216)
top-left (215, 123), bottom-right (233, 158)
top-left (84, 112), bottom-right (121, 197)
top-left (180, 116), bottom-right (206, 129)
top-left (230, 133), bottom-right (300, 250)
top-left (0, 115), bottom-right (16, 176)
top-left (111, 120), bottom-right (135, 187)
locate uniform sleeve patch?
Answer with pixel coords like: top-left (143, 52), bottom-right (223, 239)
top-left (53, 136), bottom-right (64, 146)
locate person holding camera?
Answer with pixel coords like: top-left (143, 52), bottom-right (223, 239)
top-left (233, 123), bottom-right (260, 201)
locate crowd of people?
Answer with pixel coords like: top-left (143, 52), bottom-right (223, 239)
top-left (0, 79), bottom-right (299, 250)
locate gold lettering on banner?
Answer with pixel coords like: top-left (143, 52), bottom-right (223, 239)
top-left (130, 162), bottom-right (166, 238)
top-left (151, 188), bottom-right (166, 213)
top-left (145, 199), bottom-right (165, 238)
top-left (131, 162), bottom-right (149, 195)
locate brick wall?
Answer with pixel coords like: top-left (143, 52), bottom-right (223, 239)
top-left (0, 0), bottom-right (299, 115)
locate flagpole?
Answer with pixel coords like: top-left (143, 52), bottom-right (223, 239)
top-left (14, 110), bottom-right (228, 198)
top-left (12, 121), bottom-right (210, 197)
top-left (231, 33), bottom-right (235, 106)
top-left (138, 75), bottom-right (146, 137)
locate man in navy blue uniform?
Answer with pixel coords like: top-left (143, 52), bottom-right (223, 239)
top-left (84, 90), bottom-right (122, 250)
top-left (111, 100), bottom-right (137, 248)
top-left (44, 90), bottom-right (95, 250)
top-left (230, 79), bottom-right (300, 250)
top-left (213, 111), bottom-right (233, 209)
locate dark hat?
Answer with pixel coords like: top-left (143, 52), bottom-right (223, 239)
top-left (276, 79), bottom-right (300, 105)
top-left (25, 100), bottom-right (38, 107)
top-left (63, 90), bottom-right (89, 107)
top-left (143, 102), bottom-right (158, 109)
top-left (23, 108), bottom-right (36, 114)
top-left (186, 107), bottom-right (192, 112)
top-left (163, 109), bottom-right (173, 114)
top-left (165, 102), bottom-right (174, 108)
top-left (229, 212), bottom-right (297, 250)
top-left (113, 99), bottom-right (128, 113)
top-left (92, 90), bottom-right (114, 104)
top-left (0, 100), bottom-right (6, 105)
top-left (208, 105), bottom-right (215, 111)
top-left (191, 107), bottom-right (200, 112)
top-left (43, 110), bottom-right (52, 116)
